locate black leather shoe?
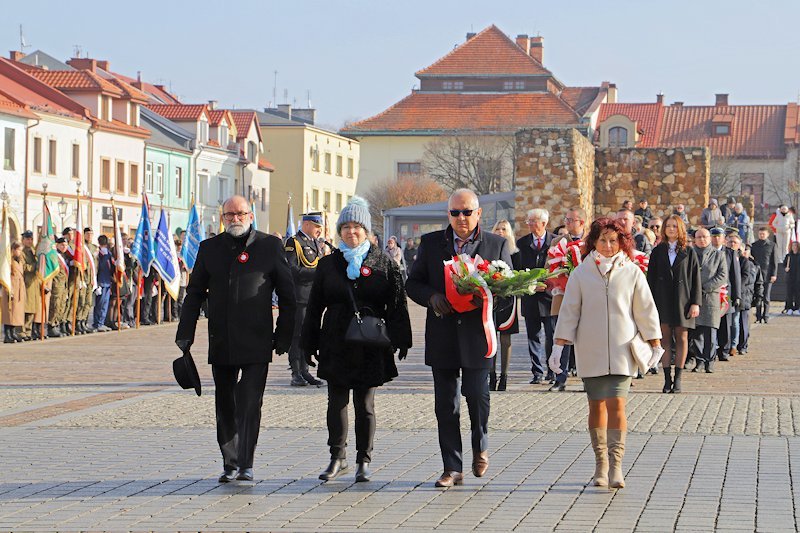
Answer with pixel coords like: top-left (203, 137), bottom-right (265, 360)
top-left (497, 374), bottom-right (507, 391)
top-left (319, 459), bottom-right (348, 481)
top-left (355, 462), bottom-right (371, 482)
top-left (236, 468), bottom-right (254, 481)
top-left (218, 468), bottom-right (237, 483)
top-left (529, 376), bottom-right (542, 385)
top-left (290, 376), bottom-right (308, 387)
top-left (302, 371), bottom-right (325, 387)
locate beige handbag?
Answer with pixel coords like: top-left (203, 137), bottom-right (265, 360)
top-left (629, 332), bottom-right (651, 373)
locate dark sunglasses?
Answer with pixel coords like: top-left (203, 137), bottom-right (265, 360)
top-left (449, 209), bottom-right (474, 217)
top-left (650, 225), bottom-right (661, 229)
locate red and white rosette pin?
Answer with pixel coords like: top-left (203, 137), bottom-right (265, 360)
top-left (360, 266), bottom-right (372, 277)
top-left (238, 252), bottom-right (249, 263)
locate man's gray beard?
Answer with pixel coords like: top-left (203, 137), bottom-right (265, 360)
top-left (226, 223), bottom-right (248, 237)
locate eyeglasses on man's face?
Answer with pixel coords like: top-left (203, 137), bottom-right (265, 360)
top-left (449, 209), bottom-right (474, 217)
top-left (222, 211), bottom-right (251, 221)
top-left (564, 217), bottom-right (582, 224)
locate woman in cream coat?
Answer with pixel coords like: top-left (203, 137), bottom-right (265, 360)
top-left (551, 218), bottom-right (662, 489)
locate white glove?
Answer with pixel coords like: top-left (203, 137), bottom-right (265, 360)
top-left (647, 345), bottom-right (665, 369)
top-left (548, 345), bottom-right (564, 375)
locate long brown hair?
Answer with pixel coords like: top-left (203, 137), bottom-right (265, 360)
top-left (583, 217), bottom-right (635, 260)
top-left (661, 214), bottom-right (688, 250)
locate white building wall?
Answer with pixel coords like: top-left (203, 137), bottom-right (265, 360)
top-left (0, 113), bottom-right (28, 239)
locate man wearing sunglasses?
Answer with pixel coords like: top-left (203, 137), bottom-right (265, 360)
top-left (176, 195), bottom-right (296, 483)
top-left (406, 188), bottom-right (513, 488)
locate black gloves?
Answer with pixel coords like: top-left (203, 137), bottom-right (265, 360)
top-left (273, 339), bottom-right (290, 356)
top-left (429, 293), bottom-right (454, 316)
top-left (305, 352), bottom-right (317, 367)
top-left (175, 339), bottom-right (192, 354)
top-left (396, 347), bottom-right (408, 361)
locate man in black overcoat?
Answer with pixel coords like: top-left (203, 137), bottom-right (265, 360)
top-left (750, 226), bottom-right (780, 323)
top-left (711, 227), bottom-right (741, 361)
top-left (515, 208), bottom-right (555, 384)
top-left (406, 189), bottom-right (513, 488)
top-left (176, 195), bottom-right (295, 483)
top-left (285, 213), bottom-right (325, 387)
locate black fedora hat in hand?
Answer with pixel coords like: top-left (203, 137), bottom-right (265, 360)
top-left (173, 350), bottom-right (201, 396)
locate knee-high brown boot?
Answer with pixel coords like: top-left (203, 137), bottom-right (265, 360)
top-left (607, 428), bottom-right (626, 489)
top-left (589, 428), bottom-right (609, 487)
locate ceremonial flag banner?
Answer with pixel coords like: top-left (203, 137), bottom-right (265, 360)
top-left (36, 201), bottom-right (60, 283)
top-left (153, 209), bottom-right (180, 299)
top-left (131, 194), bottom-right (155, 276)
top-left (0, 202), bottom-right (11, 292)
top-left (181, 199), bottom-right (204, 271)
top-left (284, 198), bottom-right (295, 240)
top-left (111, 199), bottom-right (126, 285)
top-left (72, 198), bottom-right (85, 272)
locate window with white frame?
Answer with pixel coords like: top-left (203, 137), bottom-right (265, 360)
top-left (312, 189), bottom-right (320, 209)
top-left (155, 163), bottom-right (164, 194)
top-left (324, 152), bottom-right (331, 174)
top-left (514, 81), bottom-right (524, 90)
top-left (336, 155), bottom-right (343, 176)
top-left (217, 176), bottom-right (228, 201)
top-left (198, 173), bottom-right (209, 203)
top-left (347, 157), bottom-right (354, 178)
top-left (454, 81), bottom-right (463, 90)
top-left (608, 126), bottom-right (629, 148)
top-left (324, 191), bottom-right (331, 212)
top-left (220, 122), bottom-right (229, 146)
top-left (199, 119), bottom-right (209, 143)
top-left (503, 81), bottom-right (514, 90)
top-left (145, 162), bottom-right (153, 193)
top-left (48, 139), bottom-right (57, 175)
top-left (175, 167), bottom-right (183, 199)
top-left (3, 128), bottom-right (14, 171)
top-left (71, 144), bottom-right (79, 179)
top-left (247, 141), bottom-right (257, 163)
top-left (335, 193), bottom-right (343, 213)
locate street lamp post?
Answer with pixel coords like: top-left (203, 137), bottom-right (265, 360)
top-left (58, 196), bottom-right (68, 230)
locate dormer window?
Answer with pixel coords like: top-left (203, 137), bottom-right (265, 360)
top-left (220, 122), bottom-right (229, 145)
top-left (714, 124), bottom-right (730, 136)
top-left (712, 113), bottom-right (733, 137)
top-left (442, 81), bottom-right (463, 90)
top-left (608, 126), bottom-right (629, 147)
top-left (199, 118), bottom-right (209, 144)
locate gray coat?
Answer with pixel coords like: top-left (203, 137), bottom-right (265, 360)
top-left (695, 246), bottom-right (728, 329)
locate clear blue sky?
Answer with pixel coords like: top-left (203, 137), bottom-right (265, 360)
top-left (4, 0), bottom-right (799, 130)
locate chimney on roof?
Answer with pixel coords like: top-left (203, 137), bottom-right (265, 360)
top-left (96, 60), bottom-right (109, 71)
top-left (9, 51), bottom-right (24, 62)
top-left (277, 103), bottom-right (292, 119)
top-left (208, 100), bottom-right (218, 110)
top-left (292, 108), bottom-right (316, 124)
top-left (657, 93), bottom-right (664, 105)
top-left (673, 102), bottom-right (684, 107)
top-left (715, 93), bottom-right (729, 106)
top-left (515, 34), bottom-right (530, 55)
top-left (67, 57), bottom-right (97, 72)
top-left (466, 32), bottom-right (477, 40)
top-left (529, 36), bottom-right (543, 64)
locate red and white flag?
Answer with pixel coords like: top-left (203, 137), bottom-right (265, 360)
top-left (111, 199), bottom-right (126, 285)
top-left (72, 197), bottom-right (85, 272)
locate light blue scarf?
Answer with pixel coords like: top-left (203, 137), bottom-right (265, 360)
top-left (339, 239), bottom-right (371, 280)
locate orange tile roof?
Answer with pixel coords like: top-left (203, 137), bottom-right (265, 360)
top-left (342, 92), bottom-right (581, 134)
top-left (105, 77), bottom-right (150, 103)
top-left (230, 110), bottom-right (259, 140)
top-left (561, 87), bottom-right (602, 116)
top-left (93, 118), bottom-right (150, 139)
top-left (207, 109), bottom-right (227, 126)
top-left (258, 156), bottom-right (275, 171)
top-left (416, 25), bottom-right (552, 77)
top-left (784, 103), bottom-right (800, 144)
top-left (111, 72), bottom-right (181, 104)
top-left (27, 69), bottom-right (123, 96)
top-left (660, 105), bottom-right (786, 158)
top-left (0, 91), bottom-right (37, 119)
top-left (0, 58), bottom-right (88, 120)
top-left (147, 103), bottom-right (208, 121)
top-left (597, 103), bottom-right (664, 147)
top-left (597, 102), bottom-right (789, 158)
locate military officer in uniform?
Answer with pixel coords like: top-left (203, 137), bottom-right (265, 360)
top-left (285, 213), bottom-right (326, 387)
top-left (21, 230), bottom-right (41, 341)
top-left (77, 227), bottom-right (98, 334)
top-left (47, 238), bottom-right (69, 338)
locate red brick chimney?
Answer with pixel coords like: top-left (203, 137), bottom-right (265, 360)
top-left (529, 36), bottom-right (544, 64)
top-left (715, 93), bottom-right (729, 106)
top-left (516, 34), bottom-right (530, 55)
top-left (96, 60), bottom-right (109, 71)
top-left (9, 51), bottom-right (24, 62)
top-left (67, 58), bottom-right (98, 72)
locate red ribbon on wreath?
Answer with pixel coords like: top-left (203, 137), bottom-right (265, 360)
top-left (442, 254), bottom-right (497, 359)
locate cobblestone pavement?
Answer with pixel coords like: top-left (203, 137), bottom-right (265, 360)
top-left (0, 302), bottom-right (798, 531)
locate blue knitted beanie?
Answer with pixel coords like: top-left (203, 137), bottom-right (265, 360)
top-left (336, 196), bottom-right (372, 234)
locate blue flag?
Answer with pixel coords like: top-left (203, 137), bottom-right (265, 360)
top-left (181, 201), bottom-right (204, 270)
top-left (131, 195), bottom-right (155, 276)
top-left (284, 200), bottom-right (295, 241)
top-left (153, 209), bottom-right (181, 299)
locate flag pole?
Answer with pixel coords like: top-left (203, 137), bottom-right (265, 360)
top-left (156, 273), bottom-right (162, 324)
top-left (111, 196), bottom-right (121, 333)
top-left (70, 186), bottom-right (81, 336)
top-left (40, 186), bottom-right (47, 341)
top-left (135, 268), bottom-right (141, 329)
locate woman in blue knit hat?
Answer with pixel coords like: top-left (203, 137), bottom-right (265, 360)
top-left (302, 196), bottom-right (412, 482)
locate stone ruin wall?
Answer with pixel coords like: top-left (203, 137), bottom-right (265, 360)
top-left (514, 128), bottom-right (710, 230)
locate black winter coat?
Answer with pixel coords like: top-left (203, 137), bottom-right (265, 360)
top-left (284, 231), bottom-right (324, 305)
top-left (785, 252), bottom-right (800, 283)
top-left (516, 232), bottom-right (555, 318)
top-left (739, 255), bottom-right (760, 310)
top-left (406, 226), bottom-right (513, 369)
top-left (301, 245), bottom-right (411, 388)
top-left (176, 230), bottom-right (296, 366)
top-left (722, 246), bottom-right (742, 315)
top-left (647, 242), bottom-right (702, 328)
top-left (751, 239), bottom-right (780, 280)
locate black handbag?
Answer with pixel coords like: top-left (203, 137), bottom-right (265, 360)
top-left (344, 283), bottom-right (392, 348)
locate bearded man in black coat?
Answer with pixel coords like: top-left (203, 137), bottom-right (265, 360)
top-left (406, 189), bottom-right (513, 488)
top-left (176, 195), bottom-right (295, 483)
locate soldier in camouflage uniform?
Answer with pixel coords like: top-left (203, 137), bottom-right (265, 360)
top-left (77, 227), bottom-right (97, 334)
top-left (21, 231), bottom-right (41, 341)
top-left (47, 238), bottom-right (69, 338)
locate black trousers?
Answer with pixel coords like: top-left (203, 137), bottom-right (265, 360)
top-left (738, 308), bottom-right (751, 351)
top-left (756, 282), bottom-right (773, 320)
top-left (692, 326), bottom-right (717, 364)
top-left (288, 304), bottom-right (309, 378)
top-left (432, 367), bottom-right (490, 472)
top-left (523, 314), bottom-right (553, 378)
top-left (327, 384), bottom-right (376, 463)
top-left (717, 314), bottom-right (733, 353)
top-left (212, 363), bottom-right (269, 470)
